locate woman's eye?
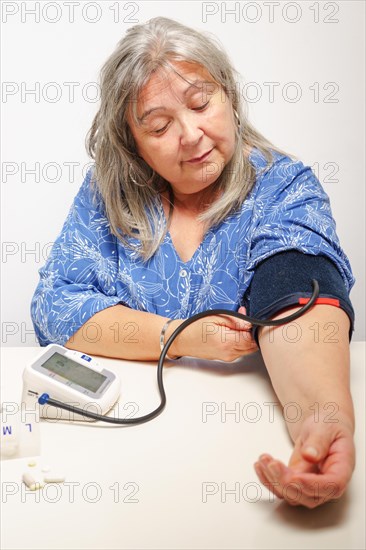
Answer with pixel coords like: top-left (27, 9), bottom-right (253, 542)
top-left (153, 124), bottom-right (169, 135)
top-left (192, 101), bottom-right (209, 111)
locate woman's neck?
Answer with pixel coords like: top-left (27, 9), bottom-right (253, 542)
top-left (163, 184), bottom-right (220, 216)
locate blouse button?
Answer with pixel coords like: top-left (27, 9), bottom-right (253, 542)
top-left (180, 269), bottom-right (188, 277)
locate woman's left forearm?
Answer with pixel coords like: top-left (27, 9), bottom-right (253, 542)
top-left (258, 305), bottom-right (355, 442)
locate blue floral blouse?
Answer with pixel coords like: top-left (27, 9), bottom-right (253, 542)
top-left (31, 147), bottom-right (355, 346)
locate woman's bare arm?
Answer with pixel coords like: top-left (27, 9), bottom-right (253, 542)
top-left (64, 304), bottom-right (258, 360)
top-left (65, 305), bottom-right (173, 360)
top-left (254, 304), bottom-right (355, 508)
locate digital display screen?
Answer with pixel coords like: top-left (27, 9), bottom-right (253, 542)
top-left (41, 353), bottom-right (107, 393)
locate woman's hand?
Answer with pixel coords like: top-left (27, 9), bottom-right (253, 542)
top-left (168, 306), bottom-right (259, 361)
top-left (254, 413), bottom-right (356, 508)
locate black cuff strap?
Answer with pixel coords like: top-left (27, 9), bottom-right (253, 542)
top-left (243, 250), bottom-right (355, 347)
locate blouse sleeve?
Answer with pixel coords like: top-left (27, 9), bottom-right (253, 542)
top-left (30, 168), bottom-right (123, 346)
top-left (246, 155), bottom-right (355, 293)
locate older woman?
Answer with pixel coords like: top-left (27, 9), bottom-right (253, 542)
top-left (31, 17), bottom-right (356, 508)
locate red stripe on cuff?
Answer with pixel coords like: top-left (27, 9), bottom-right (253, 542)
top-left (298, 297), bottom-right (340, 307)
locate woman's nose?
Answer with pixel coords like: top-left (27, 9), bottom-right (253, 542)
top-left (179, 116), bottom-right (204, 146)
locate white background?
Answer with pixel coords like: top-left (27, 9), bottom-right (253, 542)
top-left (1, 0), bottom-right (365, 345)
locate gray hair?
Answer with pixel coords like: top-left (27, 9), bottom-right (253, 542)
top-left (86, 16), bottom-right (294, 261)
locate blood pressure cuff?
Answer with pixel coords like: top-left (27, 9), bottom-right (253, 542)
top-left (243, 250), bottom-right (355, 347)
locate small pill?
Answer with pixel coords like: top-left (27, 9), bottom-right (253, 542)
top-left (28, 460), bottom-right (37, 467)
top-left (22, 472), bottom-right (44, 491)
top-left (43, 474), bottom-right (65, 484)
top-left (41, 466), bottom-right (51, 473)
top-left (1, 443), bottom-right (19, 457)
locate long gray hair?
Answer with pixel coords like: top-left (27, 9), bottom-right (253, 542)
top-left (86, 16), bottom-right (294, 261)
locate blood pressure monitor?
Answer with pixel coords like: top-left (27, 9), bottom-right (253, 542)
top-left (22, 344), bottom-right (121, 421)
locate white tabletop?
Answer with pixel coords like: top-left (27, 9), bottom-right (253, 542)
top-left (1, 344), bottom-right (365, 550)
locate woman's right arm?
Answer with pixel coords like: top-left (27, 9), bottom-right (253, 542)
top-left (65, 305), bottom-right (258, 361)
top-left (64, 304), bottom-right (173, 360)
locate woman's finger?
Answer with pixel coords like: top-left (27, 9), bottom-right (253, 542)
top-left (256, 457), bottom-right (346, 507)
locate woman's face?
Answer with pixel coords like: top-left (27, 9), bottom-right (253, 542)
top-left (127, 61), bottom-right (237, 198)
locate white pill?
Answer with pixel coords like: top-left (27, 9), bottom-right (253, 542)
top-left (43, 474), bottom-right (65, 484)
top-left (1, 442), bottom-right (19, 457)
top-left (22, 472), bottom-right (44, 491)
top-left (28, 460), bottom-right (37, 467)
top-left (41, 466), bottom-right (51, 473)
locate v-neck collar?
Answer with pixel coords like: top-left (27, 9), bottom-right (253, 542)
top-left (157, 195), bottom-right (212, 265)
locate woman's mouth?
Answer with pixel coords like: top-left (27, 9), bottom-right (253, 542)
top-left (185, 148), bottom-right (214, 164)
